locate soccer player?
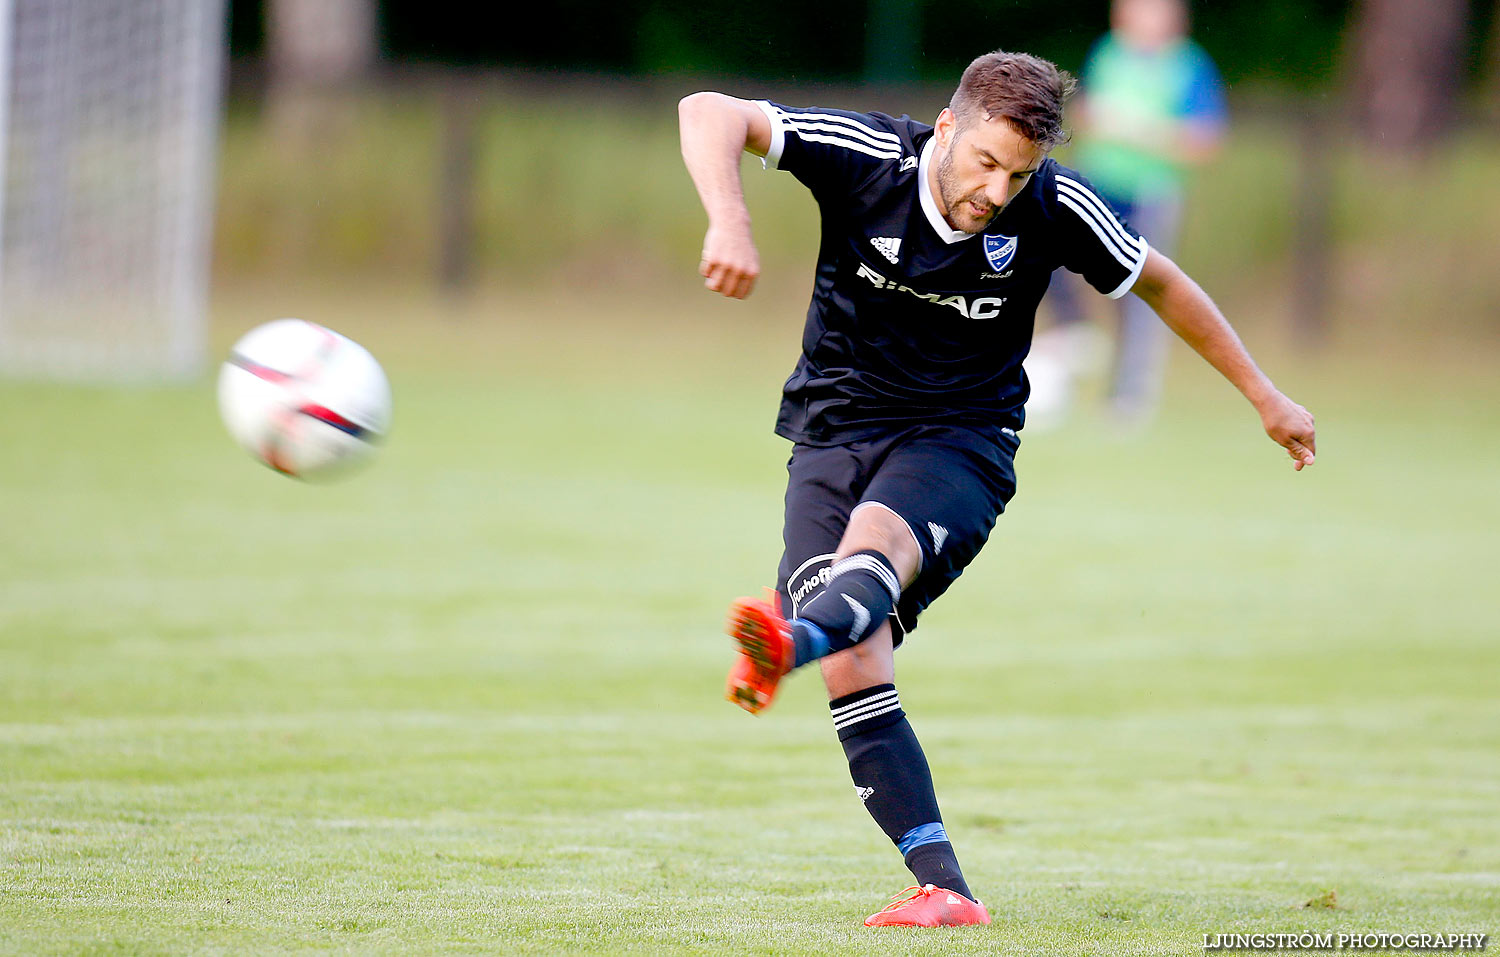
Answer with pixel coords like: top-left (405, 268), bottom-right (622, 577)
top-left (678, 50), bottom-right (1315, 928)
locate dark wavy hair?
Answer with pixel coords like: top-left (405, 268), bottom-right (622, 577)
top-left (949, 50), bottom-right (1077, 151)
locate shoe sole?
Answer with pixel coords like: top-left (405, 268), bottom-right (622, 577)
top-left (728, 683), bottom-right (764, 711)
top-left (726, 598), bottom-right (781, 673)
top-left (725, 598), bottom-right (788, 714)
top-left (865, 912), bottom-right (991, 927)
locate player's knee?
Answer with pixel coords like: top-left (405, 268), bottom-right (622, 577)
top-left (839, 506), bottom-right (921, 585)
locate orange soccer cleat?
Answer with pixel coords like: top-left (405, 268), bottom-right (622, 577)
top-left (723, 588), bottom-right (794, 714)
top-left (863, 884), bottom-right (992, 928)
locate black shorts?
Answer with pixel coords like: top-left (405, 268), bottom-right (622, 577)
top-left (774, 423), bottom-right (1020, 644)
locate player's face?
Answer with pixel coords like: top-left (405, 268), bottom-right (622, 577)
top-left (932, 109), bottom-right (1046, 233)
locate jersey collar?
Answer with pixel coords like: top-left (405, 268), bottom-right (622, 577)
top-left (918, 137), bottom-right (977, 245)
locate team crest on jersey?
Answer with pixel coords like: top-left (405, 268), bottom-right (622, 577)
top-left (984, 234), bottom-right (1018, 272)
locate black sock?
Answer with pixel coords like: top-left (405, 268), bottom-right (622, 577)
top-left (831, 683), bottom-right (973, 901)
top-left (796, 550), bottom-right (900, 662)
top-left (903, 840), bottom-right (972, 901)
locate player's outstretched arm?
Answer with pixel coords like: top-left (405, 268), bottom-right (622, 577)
top-left (678, 92), bottom-right (773, 300)
top-left (1132, 249), bottom-right (1317, 470)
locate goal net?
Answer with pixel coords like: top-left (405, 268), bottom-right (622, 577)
top-left (0, 0), bottom-right (225, 381)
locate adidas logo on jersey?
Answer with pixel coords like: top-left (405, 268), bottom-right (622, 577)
top-left (855, 786), bottom-right (875, 803)
top-left (870, 236), bottom-right (901, 264)
top-left (899, 156), bottom-right (918, 172)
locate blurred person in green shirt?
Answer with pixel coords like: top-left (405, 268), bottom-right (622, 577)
top-left (1029, 0), bottom-right (1226, 427)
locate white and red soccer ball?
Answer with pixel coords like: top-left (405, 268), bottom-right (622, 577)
top-left (217, 319), bottom-right (392, 479)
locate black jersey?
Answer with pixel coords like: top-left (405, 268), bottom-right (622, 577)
top-left (757, 100), bottom-right (1149, 445)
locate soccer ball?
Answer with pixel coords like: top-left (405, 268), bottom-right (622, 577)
top-left (217, 318), bottom-right (392, 479)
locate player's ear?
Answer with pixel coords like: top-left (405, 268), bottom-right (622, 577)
top-left (934, 108), bottom-right (956, 147)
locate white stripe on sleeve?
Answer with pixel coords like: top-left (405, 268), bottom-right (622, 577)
top-left (1056, 177), bottom-right (1138, 257)
top-left (1104, 237), bottom-right (1151, 299)
top-left (754, 100), bottom-right (786, 170)
top-left (787, 130), bottom-right (902, 160)
top-left (785, 113), bottom-right (902, 151)
top-left (784, 110), bottom-right (903, 146)
top-left (1058, 193), bottom-right (1139, 268)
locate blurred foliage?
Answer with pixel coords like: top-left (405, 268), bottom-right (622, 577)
top-left (229, 0), bottom-right (1444, 92)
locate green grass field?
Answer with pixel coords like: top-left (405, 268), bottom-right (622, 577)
top-left (2, 279), bottom-right (1497, 955)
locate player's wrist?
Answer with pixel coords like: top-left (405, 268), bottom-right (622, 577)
top-left (707, 208), bottom-right (753, 233)
top-left (1240, 375), bottom-right (1281, 410)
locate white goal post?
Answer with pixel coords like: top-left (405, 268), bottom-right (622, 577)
top-left (0, 0), bottom-right (226, 381)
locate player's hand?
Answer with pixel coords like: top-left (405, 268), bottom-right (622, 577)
top-left (1257, 391), bottom-right (1317, 471)
top-left (699, 223), bottom-right (760, 300)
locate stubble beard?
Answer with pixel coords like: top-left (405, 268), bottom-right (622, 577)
top-left (935, 145), bottom-right (997, 234)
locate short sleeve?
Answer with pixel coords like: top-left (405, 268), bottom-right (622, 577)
top-left (1050, 167), bottom-right (1150, 299)
top-left (755, 101), bottom-right (909, 201)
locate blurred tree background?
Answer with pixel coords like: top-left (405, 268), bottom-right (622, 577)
top-left (231, 0), bottom-right (1500, 94)
top-left (213, 0), bottom-right (1500, 349)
